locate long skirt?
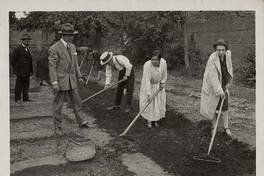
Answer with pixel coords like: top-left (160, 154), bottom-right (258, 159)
top-left (140, 83), bottom-right (166, 122)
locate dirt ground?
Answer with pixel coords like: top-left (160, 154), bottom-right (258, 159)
top-left (10, 67), bottom-right (256, 176)
top-left (78, 78), bottom-right (255, 176)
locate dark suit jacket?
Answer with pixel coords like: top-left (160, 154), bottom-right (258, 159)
top-left (92, 51), bottom-right (103, 71)
top-left (36, 47), bottom-right (49, 81)
top-left (48, 40), bottom-right (82, 91)
top-left (11, 45), bottom-right (33, 76)
top-left (121, 40), bottom-right (135, 64)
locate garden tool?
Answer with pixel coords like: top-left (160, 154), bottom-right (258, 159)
top-left (82, 79), bottom-right (126, 103)
top-left (79, 54), bottom-right (86, 69)
top-left (119, 87), bottom-right (162, 136)
top-left (85, 63), bottom-right (94, 85)
top-left (193, 94), bottom-right (225, 163)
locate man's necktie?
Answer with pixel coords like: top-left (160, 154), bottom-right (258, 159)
top-left (24, 47), bottom-right (28, 52)
top-left (66, 43), bottom-right (73, 63)
top-left (66, 44), bottom-right (71, 55)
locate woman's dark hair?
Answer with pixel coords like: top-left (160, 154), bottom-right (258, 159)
top-left (151, 49), bottom-right (162, 60)
top-left (213, 39), bottom-right (229, 50)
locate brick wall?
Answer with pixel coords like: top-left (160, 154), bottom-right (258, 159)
top-left (9, 30), bottom-right (55, 75)
top-left (186, 11), bottom-right (255, 66)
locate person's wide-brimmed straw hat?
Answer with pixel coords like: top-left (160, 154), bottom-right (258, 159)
top-left (100, 51), bottom-right (113, 65)
top-left (213, 39), bottom-right (228, 50)
top-left (21, 33), bottom-right (32, 40)
top-left (58, 23), bottom-right (78, 35)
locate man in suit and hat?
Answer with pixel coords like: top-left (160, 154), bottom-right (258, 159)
top-left (11, 33), bottom-right (33, 104)
top-left (48, 23), bottom-right (89, 134)
top-left (200, 39), bottom-right (233, 137)
top-left (121, 34), bottom-right (135, 64)
top-left (100, 51), bottom-right (134, 113)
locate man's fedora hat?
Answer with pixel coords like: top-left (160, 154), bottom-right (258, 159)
top-left (100, 51), bottom-right (113, 65)
top-left (58, 23), bottom-right (78, 35)
top-left (213, 39), bottom-right (228, 50)
top-left (21, 33), bottom-right (32, 40)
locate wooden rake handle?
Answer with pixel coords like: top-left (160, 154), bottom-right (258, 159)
top-left (119, 87), bottom-right (163, 136)
top-left (85, 64), bottom-right (94, 85)
top-left (207, 92), bottom-right (226, 155)
top-left (82, 79), bottom-right (126, 103)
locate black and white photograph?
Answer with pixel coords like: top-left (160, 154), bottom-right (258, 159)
top-left (1, 0), bottom-right (264, 175)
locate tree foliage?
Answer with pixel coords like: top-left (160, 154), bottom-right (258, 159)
top-left (236, 48), bottom-right (255, 88)
top-left (16, 12), bottom-right (181, 40)
top-left (12, 11), bottom-right (256, 80)
top-left (14, 11), bottom-right (186, 63)
top-left (9, 12), bottom-right (18, 28)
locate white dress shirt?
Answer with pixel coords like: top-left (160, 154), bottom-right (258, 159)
top-left (105, 55), bottom-right (133, 85)
top-left (21, 43), bottom-right (28, 52)
top-left (60, 38), bottom-right (68, 48)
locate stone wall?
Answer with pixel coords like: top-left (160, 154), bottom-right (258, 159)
top-left (9, 30), bottom-right (55, 75)
top-left (186, 11), bottom-right (255, 66)
top-left (9, 30), bottom-right (55, 56)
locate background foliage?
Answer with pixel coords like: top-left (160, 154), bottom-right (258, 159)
top-left (11, 11), bottom-right (256, 87)
top-left (13, 11), bottom-right (185, 64)
top-left (236, 48), bottom-right (255, 88)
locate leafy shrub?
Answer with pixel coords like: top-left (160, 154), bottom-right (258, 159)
top-left (236, 49), bottom-right (255, 88)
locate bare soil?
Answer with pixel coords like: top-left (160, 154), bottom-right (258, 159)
top-left (78, 81), bottom-right (255, 176)
top-left (10, 69), bottom-right (256, 176)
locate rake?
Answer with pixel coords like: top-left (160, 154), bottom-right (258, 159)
top-left (193, 95), bottom-right (225, 163)
top-left (82, 79), bottom-right (125, 103)
top-left (85, 64), bottom-right (94, 85)
top-left (119, 87), bottom-right (162, 136)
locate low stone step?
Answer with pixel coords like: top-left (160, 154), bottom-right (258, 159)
top-left (10, 103), bottom-right (52, 120)
top-left (10, 136), bottom-right (70, 164)
top-left (10, 115), bottom-right (82, 141)
top-left (10, 88), bottom-right (53, 107)
top-left (10, 117), bottom-right (55, 141)
top-left (11, 155), bottom-right (67, 174)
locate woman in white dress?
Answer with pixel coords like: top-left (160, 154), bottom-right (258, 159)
top-left (140, 50), bottom-right (167, 128)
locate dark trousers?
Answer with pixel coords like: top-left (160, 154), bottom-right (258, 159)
top-left (15, 75), bottom-right (30, 101)
top-left (216, 91), bottom-right (229, 111)
top-left (114, 68), bottom-right (134, 107)
top-left (53, 88), bottom-right (84, 127)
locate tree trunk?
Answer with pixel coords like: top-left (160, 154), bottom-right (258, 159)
top-left (183, 13), bottom-right (192, 77)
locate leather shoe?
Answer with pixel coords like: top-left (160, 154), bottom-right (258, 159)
top-left (107, 106), bottom-right (120, 111)
top-left (23, 99), bottom-right (32, 102)
top-left (79, 121), bottom-right (89, 128)
top-left (147, 121), bottom-right (152, 129)
top-left (54, 126), bottom-right (63, 136)
top-left (225, 128), bottom-right (232, 137)
top-left (15, 100), bottom-right (22, 105)
top-left (125, 108), bottom-right (131, 113)
top-left (154, 122), bottom-right (160, 128)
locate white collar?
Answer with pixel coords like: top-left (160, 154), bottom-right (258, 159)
top-left (60, 38), bottom-right (68, 48)
top-left (21, 43), bottom-right (26, 48)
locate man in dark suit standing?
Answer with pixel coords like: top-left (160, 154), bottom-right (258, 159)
top-left (121, 34), bottom-right (135, 64)
top-left (48, 23), bottom-right (88, 135)
top-left (11, 33), bottom-right (33, 104)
